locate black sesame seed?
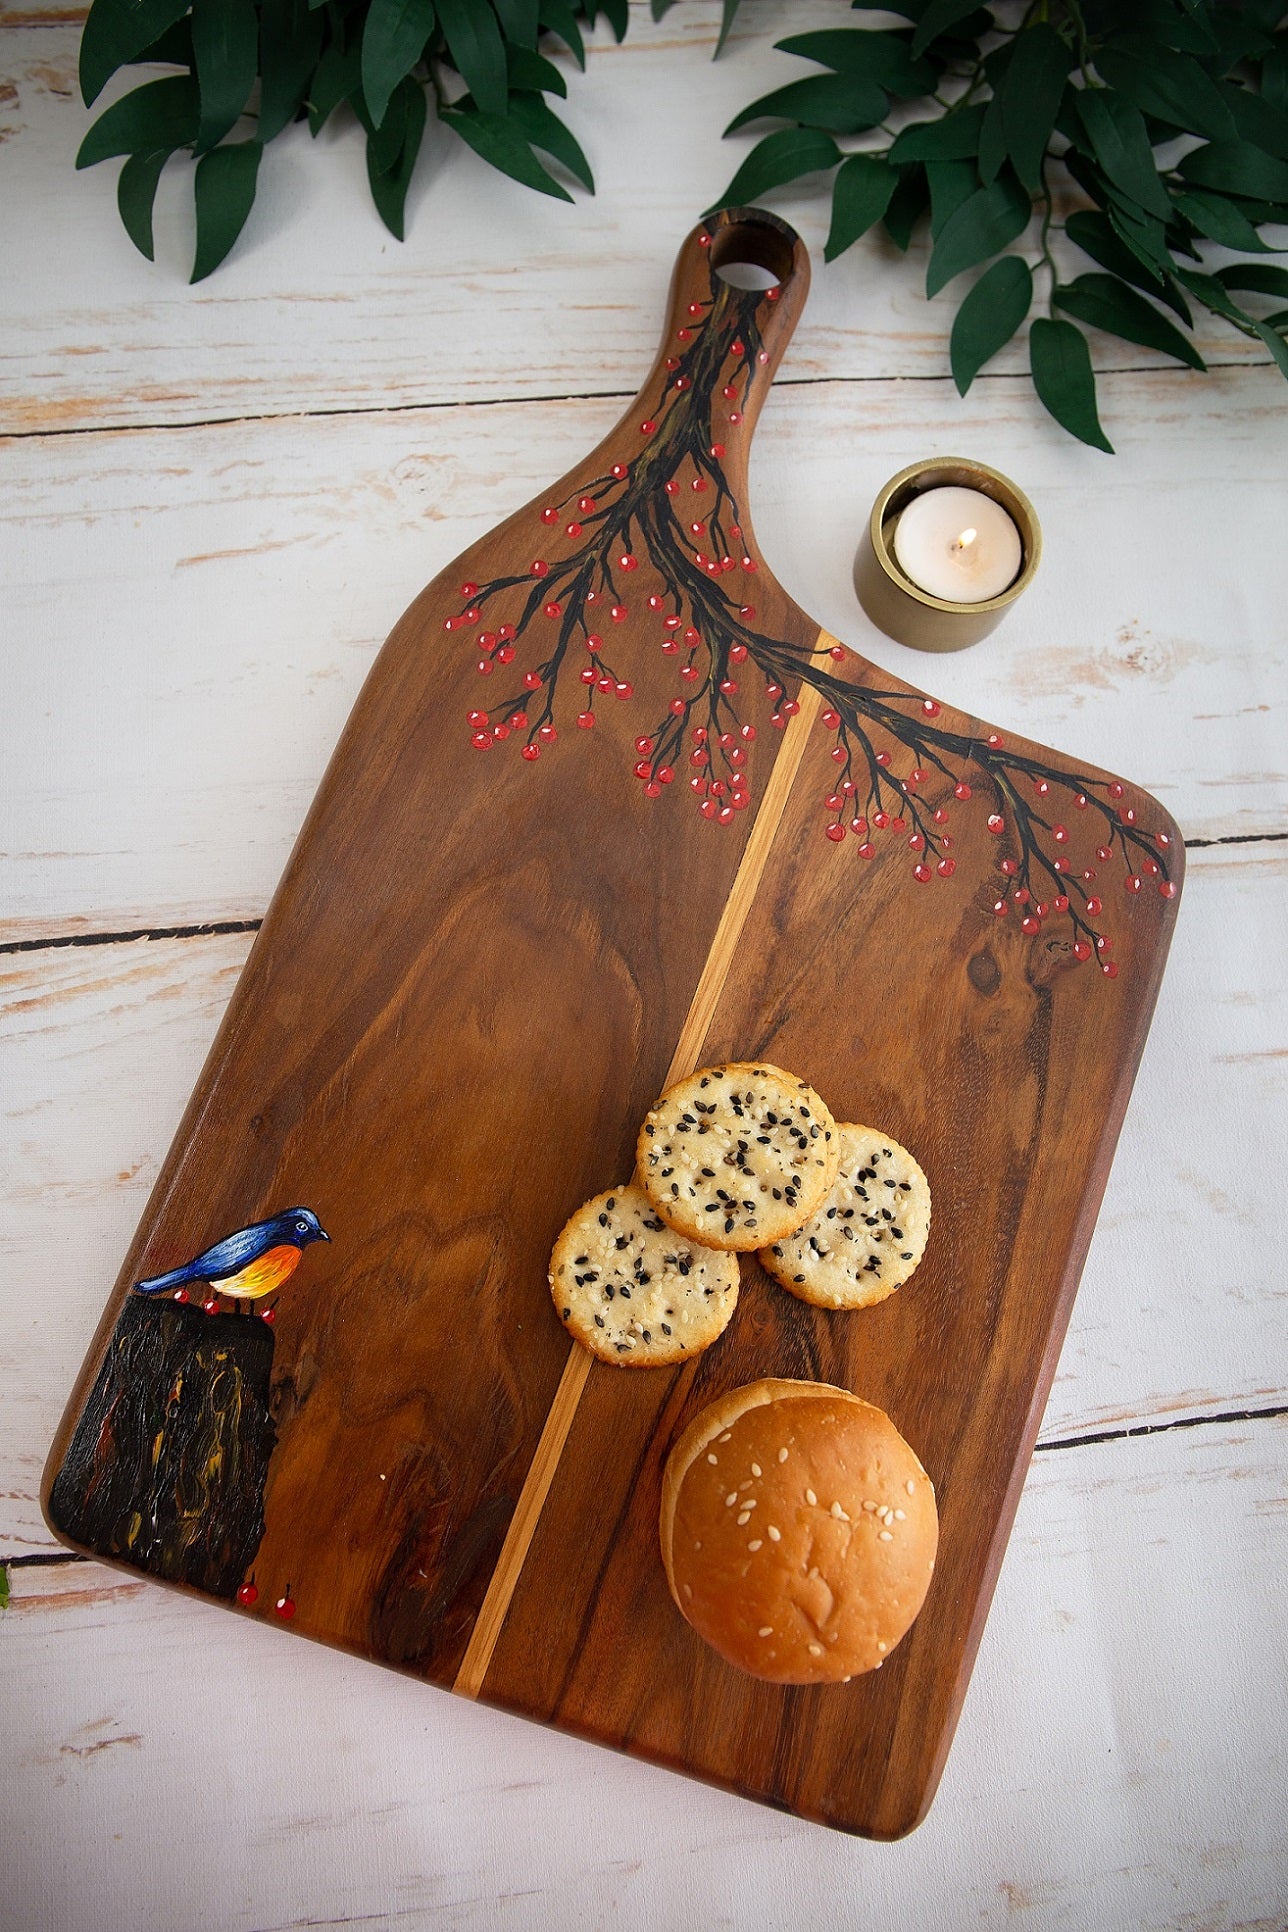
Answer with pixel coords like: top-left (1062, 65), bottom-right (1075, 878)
top-left (562, 1307), bottom-right (571, 1319)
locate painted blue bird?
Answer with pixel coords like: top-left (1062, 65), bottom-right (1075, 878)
top-left (133, 1207), bottom-right (330, 1313)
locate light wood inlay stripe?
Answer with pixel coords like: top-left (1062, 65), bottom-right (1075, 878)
top-left (453, 651), bottom-right (828, 1699)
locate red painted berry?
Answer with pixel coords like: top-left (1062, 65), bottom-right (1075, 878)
top-left (1013, 887), bottom-right (1030, 904)
top-left (718, 805), bottom-right (735, 826)
top-left (1054, 895), bottom-right (1070, 912)
top-left (1001, 858), bottom-right (1018, 876)
top-left (611, 464), bottom-right (627, 480)
top-left (611, 605), bottom-right (628, 623)
top-left (993, 900), bottom-right (1009, 917)
top-left (1035, 778), bottom-right (1050, 797)
top-left (530, 559), bottom-right (548, 577)
top-left (523, 670), bottom-right (542, 691)
top-left (1085, 896), bottom-right (1103, 916)
top-left (275, 1592), bottom-right (296, 1620)
top-left (741, 556), bottom-right (758, 573)
top-left (1022, 915), bottom-right (1041, 935)
top-left (1053, 824), bottom-right (1068, 843)
top-left (890, 815), bottom-right (906, 833)
top-left (913, 863), bottom-right (932, 883)
top-left (619, 554), bottom-right (639, 572)
top-left (261, 1307), bottom-right (276, 1326)
top-left (471, 730), bottom-right (491, 750)
top-left (521, 744), bottom-right (540, 762)
top-left (710, 442), bottom-right (725, 459)
top-left (460, 581), bottom-right (478, 598)
top-left (1097, 845), bottom-right (1113, 862)
top-left (543, 601), bottom-right (561, 619)
top-left (719, 678), bottom-right (737, 696)
top-left (922, 699), bottom-right (941, 717)
top-left (1073, 941), bottom-right (1093, 962)
top-left (615, 682), bottom-right (633, 700)
top-left (987, 813), bottom-right (1005, 834)
top-left (1109, 781), bottom-right (1125, 799)
top-left (1159, 880), bottom-right (1177, 899)
top-left (936, 857), bottom-right (956, 878)
top-left (1124, 874), bottom-right (1142, 894)
top-left (987, 732), bottom-right (1004, 748)
top-left (821, 708), bottom-right (841, 730)
top-left (509, 711), bottom-right (527, 729)
top-left (577, 711), bottom-right (595, 730)
top-left (566, 522), bottom-right (582, 540)
top-left (237, 1582), bottom-right (258, 1606)
top-left (700, 799), bottom-right (718, 820)
top-left (857, 841), bottom-right (875, 860)
top-left (476, 659), bottom-right (493, 677)
top-left (579, 667), bottom-right (596, 686)
top-left (541, 508), bottom-right (559, 525)
top-left (873, 812), bottom-right (889, 831)
top-left (635, 736), bottom-right (654, 755)
top-left (640, 419), bottom-right (657, 435)
top-left (954, 782), bottom-right (972, 801)
top-left (679, 665), bottom-right (699, 683)
top-left (825, 823), bottom-right (846, 843)
top-left (174, 1288), bottom-right (189, 1304)
top-left (1075, 793), bottom-right (1088, 810)
top-left (933, 807), bottom-right (949, 825)
top-left (203, 1295), bottom-right (220, 1314)
top-left (670, 698), bottom-right (687, 716)
top-left (1102, 960), bottom-right (1119, 979)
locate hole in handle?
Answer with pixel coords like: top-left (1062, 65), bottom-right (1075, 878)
top-left (710, 216), bottom-right (795, 293)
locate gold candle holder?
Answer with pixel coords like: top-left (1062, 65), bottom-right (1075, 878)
top-left (854, 457), bottom-right (1041, 652)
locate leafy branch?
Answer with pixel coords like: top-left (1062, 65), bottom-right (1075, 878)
top-left (715, 0), bottom-right (1288, 448)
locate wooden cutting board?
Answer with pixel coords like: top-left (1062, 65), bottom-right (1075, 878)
top-left (44, 207), bottom-right (1182, 1839)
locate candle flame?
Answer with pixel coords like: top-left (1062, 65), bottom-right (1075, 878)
top-left (953, 526), bottom-right (978, 552)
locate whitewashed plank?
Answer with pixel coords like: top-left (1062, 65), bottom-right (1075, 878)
top-left (2, 843), bottom-right (1283, 1559)
top-left (0, 8), bottom-right (1276, 437)
top-left (4, 1416), bottom-right (1285, 1930)
top-left (3, 369), bottom-right (1285, 941)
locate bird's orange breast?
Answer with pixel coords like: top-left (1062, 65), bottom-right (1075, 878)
top-left (213, 1245), bottom-right (302, 1299)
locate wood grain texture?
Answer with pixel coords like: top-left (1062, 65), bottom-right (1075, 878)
top-left (40, 208), bottom-right (1186, 1836)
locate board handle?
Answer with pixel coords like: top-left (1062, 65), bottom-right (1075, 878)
top-left (639, 206), bottom-right (811, 501)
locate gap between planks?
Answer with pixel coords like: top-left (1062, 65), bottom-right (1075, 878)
top-left (451, 650), bottom-right (828, 1699)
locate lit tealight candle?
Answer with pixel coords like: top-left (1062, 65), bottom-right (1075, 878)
top-left (891, 486), bottom-right (1022, 604)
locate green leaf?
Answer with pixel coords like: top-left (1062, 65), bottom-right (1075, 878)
top-left (191, 0), bottom-right (258, 153)
top-left (1000, 23), bottom-right (1070, 196)
top-left (883, 163), bottom-right (927, 250)
top-left (926, 157), bottom-right (976, 238)
top-left (775, 28), bottom-right (937, 98)
top-left (1175, 268), bottom-right (1257, 330)
top-left (712, 126), bottom-right (841, 211)
top-left (507, 89), bottom-right (592, 191)
top-left (824, 150), bottom-right (897, 259)
top-left (507, 44), bottom-right (565, 96)
top-left (926, 170), bottom-right (1030, 298)
top-left (889, 103), bottom-right (984, 164)
top-left (1072, 87), bottom-right (1171, 220)
top-left (1094, 45), bottom-right (1235, 143)
top-left (1065, 208), bottom-right (1192, 322)
top-left (950, 253), bottom-right (1032, 393)
top-left (1171, 187), bottom-right (1278, 253)
top-left (442, 103), bottom-right (573, 198)
top-left (1216, 262), bottom-right (1288, 299)
top-left (1030, 316), bottom-right (1113, 451)
top-left (0, 1563), bottom-right (8, 1610)
top-left (1106, 1), bottom-right (1216, 57)
top-left (713, 0), bottom-right (740, 59)
top-left (1253, 317), bottom-right (1288, 379)
top-left (586, 0), bottom-right (627, 41)
top-left (537, 0), bottom-right (583, 68)
top-left (977, 90), bottom-right (1005, 186)
top-left (80, 0), bottom-right (192, 106)
top-left (78, 74), bottom-right (199, 167)
top-left (1221, 82), bottom-right (1288, 162)
top-left (135, 18), bottom-right (194, 64)
top-left (361, 0), bottom-right (434, 128)
top-left (1055, 271), bottom-right (1204, 370)
top-left (116, 145), bottom-right (169, 256)
top-left (191, 136), bottom-right (261, 279)
top-left (1107, 195), bottom-right (1172, 278)
top-left (1178, 139), bottom-right (1288, 203)
top-left (1264, 48), bottom-right (1288, 113)
top-left (436, 0), bottom-right (507, 117)
top-left (491, 0), bottom-right (538, 52)
top-left (258, 0), bottom-right (323, 142)
top-left (725, 72), bottom-right (887, 137)
top-left (307, 39), bottom-right (360, 133)
top-left (367, 73), bottom-right (426, 235)
top-left (910, 0), bottom-right (984, 60)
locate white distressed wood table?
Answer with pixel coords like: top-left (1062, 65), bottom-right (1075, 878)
top-left (3, 5), bottom-right (1286, 1926)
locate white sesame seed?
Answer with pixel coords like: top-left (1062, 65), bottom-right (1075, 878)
top-left (719, 1431), bottom-right (732, 1442)
top-left (806, 1488), bottom-right (818, 1506)
top-left (742, 1496), bottom-right (756, 1508)
top-left (879, 1529), bottom-right (893, 1541)
top-left (747, 1539), bottom-right (762, 1552)
top-left (906, 1479), bottom-right (916, 1495)
top-left (877, 1641), bottom-right (887, 1653)
top-left (707, 1453), bottom-right (718, 1464)
top-left (895, 1508), bottom-right (907, 1520)
top-left (758, 1626), bottom-right (773, 1638)
top-left (725, 1492), bottom-right (738, 1507)
top-left (737, 1510), bottom-right (752, 1526)
top-left (751, 1462), bottom-right (762, 1477)
top-left (862, 1500), bottom-right (876, 1512)
top-left (682, 1583), bottom-right (693, 1599)
top-left (694, 1540), bottom-right (702, 1550)
top-left (808, 1643), bottom-right (823, 1657)
top-left (767, 1525), bottom-right (781, 1542)
top-left (875, 1659), bottom-right (883, 1669)
top-left (928, 1559), bottom-right (934, 1571)
top-left (777, 1447), bottom-right (788, 1463)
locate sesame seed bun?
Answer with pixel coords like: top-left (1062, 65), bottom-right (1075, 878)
top-left (659, 1379), bottom-right (938, 1684)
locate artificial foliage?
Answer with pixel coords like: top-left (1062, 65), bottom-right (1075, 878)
top-left (714, 0), bottom-right (1288, 447)
top-left (75, 0), bottom-right (1288, 445)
